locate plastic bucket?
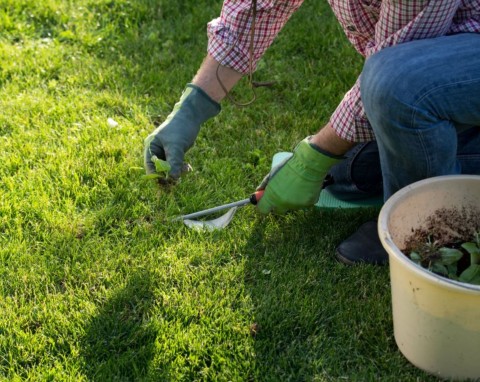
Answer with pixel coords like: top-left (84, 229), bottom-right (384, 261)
top-left (378, 175), bottom-right (480, 380)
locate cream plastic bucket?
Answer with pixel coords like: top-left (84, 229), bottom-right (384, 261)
top-left (378, 175), bottom-right (480, 380)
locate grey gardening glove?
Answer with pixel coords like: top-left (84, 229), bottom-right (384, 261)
top-left (144, 83), bottom-right (221, 180)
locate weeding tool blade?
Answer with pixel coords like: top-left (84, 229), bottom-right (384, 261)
top-left (183, 207), bottom-right (238, 231)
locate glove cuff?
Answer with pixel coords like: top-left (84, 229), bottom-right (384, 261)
top-left (155, 84), bottom-right (221, 149)
top-left (294, 137), bottom-right (342, 176)
top-left (307, 136), bottom-right (344, 160)
top-left (184, 83), bottom-right (221, 123)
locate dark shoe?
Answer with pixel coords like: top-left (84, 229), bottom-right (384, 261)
top-left (336, 220), bottom-right (388, 265)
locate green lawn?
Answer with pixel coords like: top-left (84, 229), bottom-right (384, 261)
top-left (0, 1), bottom-right (439, 380)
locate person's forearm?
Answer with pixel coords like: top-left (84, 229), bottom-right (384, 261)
top-left (310, 123), bottom-right (356, 157)
top-left (192, 55), bottom-right (243, 103)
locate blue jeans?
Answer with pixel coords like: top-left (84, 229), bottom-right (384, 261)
top-left (358, 33), bottom-right (480, 200)
top-left (325, 129), bottom-right (480, 201)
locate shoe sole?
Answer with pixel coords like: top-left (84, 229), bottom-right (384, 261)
top-left (335, 250), bottom-right (360, 266)
top-left (335, 249), bottom-right (388, 266)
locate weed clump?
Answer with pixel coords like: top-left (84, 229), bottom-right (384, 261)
top-left (403, 207), bottom-right (480, 284)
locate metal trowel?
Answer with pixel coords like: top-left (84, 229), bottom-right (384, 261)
top-left (174, 190), bottom-right (264, 231)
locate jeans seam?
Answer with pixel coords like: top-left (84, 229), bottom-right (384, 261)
top-left (411, 78), bottom-right (480, 124)
top-left (410, 78), bottom-right (480, 178)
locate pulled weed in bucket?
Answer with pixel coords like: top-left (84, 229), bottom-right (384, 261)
top-left (403, 207), bottom-right (480, 285)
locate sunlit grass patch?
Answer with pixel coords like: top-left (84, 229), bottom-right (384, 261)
top-left (0, 0), bottom-right (439, 380)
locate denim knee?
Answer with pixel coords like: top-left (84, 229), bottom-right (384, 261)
top-left (361, 52), bottom-right (389, 113)
top-left (360, 49), bottom-right (414, 122)
top-left (361, 34), bottom-right (480, 129)
top-left (359, 34), bottom-right (480, 198)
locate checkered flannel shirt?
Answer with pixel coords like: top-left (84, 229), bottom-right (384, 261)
top-left (207, 0), bottom-right (480, 141)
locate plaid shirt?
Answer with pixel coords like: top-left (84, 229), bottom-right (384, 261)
top-left (207, 0), bottom-right (480, 142)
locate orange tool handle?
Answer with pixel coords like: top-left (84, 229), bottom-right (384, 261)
top-left (249, 190), bottom-right (264, 205)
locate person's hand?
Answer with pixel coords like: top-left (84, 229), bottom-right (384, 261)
top-left (257, 137), bottom-right (342, 214)
top-left (144, 84), bottom-right (220, 182)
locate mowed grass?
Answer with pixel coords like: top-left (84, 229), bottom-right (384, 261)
top-left (0, 1), bottom-right (439, 381)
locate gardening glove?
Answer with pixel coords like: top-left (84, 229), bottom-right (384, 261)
top-left (144, 83), bottom-right (221, 180)
top-left (257, 137), bottom-right (342, 214)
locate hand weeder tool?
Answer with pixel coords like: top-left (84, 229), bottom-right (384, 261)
top-left (174, 190), bottom-right (264, 230)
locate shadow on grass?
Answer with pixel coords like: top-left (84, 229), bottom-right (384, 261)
top-left (241, 208), bottom-right (438, 380)
top-left (80, 270), bottom-right (156, 381)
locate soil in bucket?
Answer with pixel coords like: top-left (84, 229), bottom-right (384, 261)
top-left (401, 206), bottom-right (480, 282)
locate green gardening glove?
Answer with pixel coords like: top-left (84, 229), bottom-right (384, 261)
top-left (144, 83), bottom-right (221, 180)
top-left (257, 137), bottom-right (342, 214)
